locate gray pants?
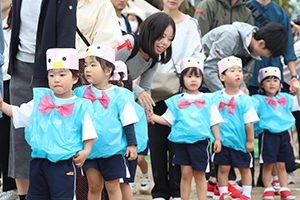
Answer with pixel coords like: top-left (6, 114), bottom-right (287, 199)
top-left (8, 59), bottom-right (34, 179)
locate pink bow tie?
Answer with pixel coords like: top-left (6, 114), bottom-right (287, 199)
top-left (38, 93), bottom-right (75, 117)
top-left (82, 87), bottom-right (110, 109)
top-left (265, 96), bottom-right (287, 108)
top-left (218, 97), bottom-right (236, 115)
top-left (178, 99), bottom-right (206, 109)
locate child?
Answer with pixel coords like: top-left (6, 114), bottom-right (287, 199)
top-left (73, 44), bottom-right (139, 200)
top-left (149, 57), bottom-right (223, 200)
top-left (0, 48), bottom-right (98, 200)
top-left (109, 60), bottom-right (148, 198)
top-left (252, 66), bottom-right (300, 200)
top-left (212, 56), bottom-right (259, 200)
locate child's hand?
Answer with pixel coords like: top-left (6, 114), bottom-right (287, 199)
top-left (246, 141), bottom-right (254, 153)
top-left (213, 140), bottom-right (221, 153)
top-left (73, 149), bottom-right (90, 168)
top-left (126, 145), bottom-right (137, 160)
top-left (145, 109), bottom-right (155, 125)
top-left (291, 78), bottom-right (300, 92)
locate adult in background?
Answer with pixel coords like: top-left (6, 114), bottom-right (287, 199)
top-left (8, 1), bottom-right (77, 199)
top-left (194, 0), bottom-right (253, 37)
top-left (110, 0), bottom-right (132, 34)
top-left (148, 0), bottom-right (204, 199)
top-left (0, 0), bottom-right (18, 199)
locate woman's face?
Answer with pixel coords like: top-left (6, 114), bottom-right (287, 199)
top-left (127, 14), bottom-right (138, 23)
top-left (163, 0), bottom-right (184, 10)
top-left (154, 25), bottom-right (173, 55)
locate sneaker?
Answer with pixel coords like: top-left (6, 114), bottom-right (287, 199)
top-left (238, 194), bottom-right (251, 200)
top-left (219, 193), bottom-right (232, 200)
top-left (207, 181), bottom-right (216, 197)
top-left (272, 180), bottom-right (280, 194)
top-left (129, 183), bottom-right (137, 194)
top-left (261, 190), bottom-right (275, 200)
top-left (212, 184), bottom-right (242, 200)
top-left (140, 172), bottom-right (151, 193)
top-left (229, 180), bottom-right (243, 192)
top-left (0, 190), bottom-right (19, 200)
top-left (287, 172), bottom-right (296, 184)
top-left (280, 190), bottom-right (296, 200)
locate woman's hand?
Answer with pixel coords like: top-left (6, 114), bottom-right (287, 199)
top-left (137, 91), bottom-right (156, 110)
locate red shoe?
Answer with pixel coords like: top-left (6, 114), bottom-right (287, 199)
top-left (280, 190), bottom-right (296, 200)
top-left (261, 190), bottom-right (275, 200)
top-left (207, 182), bottom-right (216, 197)
top-left (272, 180), bottom-right (280, 194)
top-left (219, 193), bottom-right (232, 200)
top-left (228, 182), bottom-right (242, 199)
top-left (212, 187), bottom-right (220, 200)
top-left (237, 194), bottom-right (251, 200)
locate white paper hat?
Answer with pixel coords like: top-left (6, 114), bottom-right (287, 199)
top-left (85, 44), bottom-right (115, 66)
top-left (46, 48), bottom-right (79, 71)
top-left (258, 66), bottom-right (281, 83)
top-left (218, 56), bottom-right (242, 75)
top-left (180, 57), bottom-right (204, 73)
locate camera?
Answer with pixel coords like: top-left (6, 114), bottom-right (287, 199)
top-left (292, 15), bottom-right (300, 26)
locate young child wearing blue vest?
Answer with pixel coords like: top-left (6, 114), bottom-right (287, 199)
top-left (73, 44), bottom-right (140, 200)
top-left (149, 57), bottom-right (223, 200)
top-left (0, 48), bottom-right (98, 200)
top-left (212, 56), bottom-right (259, 200)
top-left (252, 66), bottom-right (300, 200)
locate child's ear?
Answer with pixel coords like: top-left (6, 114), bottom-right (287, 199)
top-left (219, 74), bottom-right (225, 82)
top-left (72, 76), bottom-right (79, 85)
top-left (105, 67), bottom-right (113, 76)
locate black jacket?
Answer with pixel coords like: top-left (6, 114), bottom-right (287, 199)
top-left (8, 0), bottom-right (77, 87)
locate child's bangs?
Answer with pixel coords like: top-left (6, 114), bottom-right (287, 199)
top-left (185, 67), bottom-right (202, 76)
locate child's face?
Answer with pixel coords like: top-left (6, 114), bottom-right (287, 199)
top-left (183, 68), bottom-right (202, 93)
top-left (84, 56), bottom-right (112, 88)
top-left (220, 65), bottom-right (243, 88)
top-left (48, 69), bottom-right (78, 98)
top-left (154, 25), bottom-right (173, 55)
top-left (261, 76), bottom-right (280, 96)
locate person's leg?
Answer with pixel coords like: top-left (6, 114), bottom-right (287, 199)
top-left (262, 163), bottom-right (274, 188)
top-left (148, 101), bottom-right (171, 199)
top-left (239, 167), bottom-right (252, 198)
top-left (180, 165), bottom-right (193, 200)
top-left (120, 183), bottom-right (133, 200)
top-left (218, 165), bottom-right (230, 196)
top-left (86, 168), bottom-right (104, 200)
top-left (137, 155), bottom-right (148, 174)
top-left (276, 162), bottom-right (288, 188)
top-left (137, 154), bottom-right (151, 193)
top-left (105, 179), bottom-right (122, 200)
top-left (193, 171), bottom-right (207, 200)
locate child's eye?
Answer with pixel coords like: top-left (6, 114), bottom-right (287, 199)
top-left (84, 64), bottom-right (87, 68)
top-left (196, 76), bottom-right (200, 78)
top-left (91, 64), bottom-right (96, 67)
top-left (60, 74), bottom-right (66, 77)
top-left (49, 74), bottom-right (54, 77)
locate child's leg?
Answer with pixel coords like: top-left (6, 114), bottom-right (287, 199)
top-left (239, 167), bottom-right (252, 197)
top-left (218, 165), bottom-right (230, 194)
top-left (137, 155), bottom-right (148, 174)
top-left (180, 165), bottom-right (193, 200)
top-left (193, 170), bottom-right (207, 200)
top-left (105, 179), bottom-right (122, 200)
top-left (262, 163), bottom-right (274, 188)
top-left (85, 168), bottom-right (104, 200)
top-left (276, 162), bottom-right (288, 188)
top-left (120, 183), bottom-right (133, 200)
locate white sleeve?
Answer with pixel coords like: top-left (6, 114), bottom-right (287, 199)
top-left (210, 103), bottom-right (224, 126)
top-left (292, 95), bottom-right (300, 111)
top-left (120, 101), bottom-right (139, 126)
top-left (244, 107), bottom-right (260, 124)
top-left (82, 111), bottom-right (98, 142)
top-left (12, 100), bottom-right (34, 128)
top-left (161, 108), bottom-right (176, 126)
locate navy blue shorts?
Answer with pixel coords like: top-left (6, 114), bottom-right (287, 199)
top-left (212, 146), bottom-right (253, 168)
top-left (173, 139), bottom-right (210, 172)
top-left (259, 130), bottom-right (294, 164)
top-left (138, 144), bottom-right (149, 155)
top-left (82, 154), bottom-right (128, 181)
top-left (121, 158), bottom-right (137, 183)
top-left (27, 158), bottom-right (76, 200)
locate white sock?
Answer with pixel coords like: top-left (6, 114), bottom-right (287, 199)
top-left (219, 186), bottom-right (228, 195)
top-left (264, 187), bottom-right (275, 192)
top-left (271, 175), bottom-right (278, 182)
top-left (141, 172), bottom-right (149, 178)
top-left (280, 187), bottom-right (290, 192)
top-left (242, 185), bottom-right (252, 198)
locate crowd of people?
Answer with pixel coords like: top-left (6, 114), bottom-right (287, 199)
top-left (0, 0), bottom-right (299, 200)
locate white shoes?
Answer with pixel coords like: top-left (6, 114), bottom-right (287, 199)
top-left (129, 183), bottom-right (137, 194)
top-left (0, 190), bottom-right (19, 200)
top-left (140, 172), bottom-right (151, 193)
top-left (287, 172), bottom-right (297, 184)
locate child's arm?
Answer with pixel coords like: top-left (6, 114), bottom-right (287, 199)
top-left (291, 79), bottom-right (300, 106)
top-left (0, 93), bottom-right (13, 118)
top-left (73, 139), bottom-right (94, 168)
top-left (245, 123), bottom-right (254, 152)
top-left (211, 124), bottom-right (221, 153)
top-left (150, 113), bottom-right (171, 126)
top-left (124, 124), bottom-right (138, 160)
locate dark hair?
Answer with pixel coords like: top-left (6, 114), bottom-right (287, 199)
top-left (70, 69), bottom-right (82, 89)
top-left (87, 56), bottom-right (115, 77)
top-left (109, 69), bottom-right (133, 91)
top-left (258, 76), bottom-right (280, 95)
top-left (179, 67), bottom-right (204, 91)
top-left (4, 9), bottom-right (12, 30)
top-left (138, 12), bottom-right (175, 64)
top-left (254, 22), bottom-right (288, 58)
